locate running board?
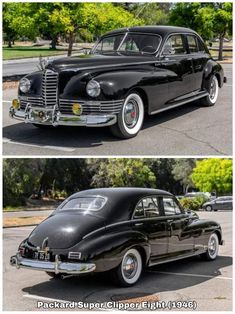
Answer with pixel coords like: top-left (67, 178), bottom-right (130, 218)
top-left (150, 91), bottom-right (209, 115)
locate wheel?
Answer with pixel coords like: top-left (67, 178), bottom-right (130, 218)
top-left (110, 93), bottom-right (144, 139)
top-left (46, 272), bottom-right (62, 279)
top-left (114, 248), bottom-right (142, 287)
top-left (201, 75), bottom-right (219, 106)
top-left (206, 205), bottom-right (213, 211)
top-left (200, 232), bottom-right (219, 261)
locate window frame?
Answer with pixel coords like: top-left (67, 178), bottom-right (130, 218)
top-left (160, 33), bottom-right (188, 57)
top-left (161, 196), bottom-right (184, 216)
top-left (132, 195), bottom-right (163, 219)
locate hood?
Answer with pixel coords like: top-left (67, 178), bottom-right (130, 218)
top-left (46, 53), bottom-right (155, 72)
top-left (27, 212), bottom-right (106, 249)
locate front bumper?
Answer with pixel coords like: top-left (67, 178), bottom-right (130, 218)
top-left (10, 253), bottom-right (96, 274)
top-left (9, 104), bottom-right (117, 127)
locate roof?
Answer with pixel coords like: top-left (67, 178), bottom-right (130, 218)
top-left (103, 25), bottom-right (197, 37)
top-left (71, 187), bottom-right (172, 198)
top-left (69, 188), bottom-right (172, 223)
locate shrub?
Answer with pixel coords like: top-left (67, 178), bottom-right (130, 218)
top-left (180, 195), bottom-right (208, 211)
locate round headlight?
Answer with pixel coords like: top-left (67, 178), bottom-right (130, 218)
top-left (86, 80), bottom-right (100, 97)
top-left (19, 78), bottom-right (31, 93)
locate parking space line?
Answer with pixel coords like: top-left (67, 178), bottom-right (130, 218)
top-left (147, 270), bottom-right (232, 280)
top-left (3, 138), bottom-right (75, 152)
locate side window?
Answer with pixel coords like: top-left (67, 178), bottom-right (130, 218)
top-left (187, 35), bottom-right (199, 53)
top-left (133, 197), bottom-right (160, 219)
top-left (162, 35), bottom-right (186, 55)
top-left (163, 197), bottom-right (182, 215)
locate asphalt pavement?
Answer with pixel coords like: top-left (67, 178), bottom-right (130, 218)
top-left (3, 64), bottom-right (232, 156)
top-left (3, 211), bottom-right (232, 311)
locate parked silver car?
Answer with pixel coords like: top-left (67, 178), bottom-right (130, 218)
top-left (203, 196), bottom-right (233, 211)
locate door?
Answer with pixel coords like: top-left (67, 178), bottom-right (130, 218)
top-left (132, 196), bottom-right (168, 259)
top-left (162, 196), bottom-right (194, 256)
top-left (160, 34), bottom-right (195, 101)
top-left (185, 34), bottom-right (209, 91)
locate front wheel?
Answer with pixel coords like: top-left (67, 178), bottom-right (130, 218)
top-left (200, 232), bottom-right (219, 261)
top-left (205, 205), bottom-right (212, 211)
top-left (201, 75), bottom-right (219, 107)
top-left (114, 248), bottom-right (142, 287)
top-left (110, 93), bottom-right (144, 139)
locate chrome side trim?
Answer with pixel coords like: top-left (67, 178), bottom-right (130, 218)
top-left (148, 250), bottom-right (205, 267)
top-left (10, 253), bottom-right (96, 274)
top-left (150, 91), bottom-right (208, 115)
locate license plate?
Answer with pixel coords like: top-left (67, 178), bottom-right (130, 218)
top-left (34, 251), bottom-right (50, 261)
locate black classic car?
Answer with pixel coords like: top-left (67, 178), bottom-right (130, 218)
top-left (10, 26), bottom-right (226, 138)
top-left (10, 188), bottom-right (224, 286)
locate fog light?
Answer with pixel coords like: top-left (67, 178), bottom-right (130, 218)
top-left (72, 103), bottom-right (83, 115)
top-left (12, 99), bottom-right (20, 110)
top-left (38, 111), bottom-right (45, 118)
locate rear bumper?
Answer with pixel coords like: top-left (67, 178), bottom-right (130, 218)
top-left (10, 253), bottom-right (96, 274)
top-left (9, 104), bottom-right (117, 127)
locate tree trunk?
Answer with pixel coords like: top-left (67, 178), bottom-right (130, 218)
top-left (50, 37), bottom-right (57, 50)
top-left (218, 34), bottom-right (224, 61)
top-left (8, 37), bottom-right (12, 48)
top-left (67, 32), bottom-right (74, 57)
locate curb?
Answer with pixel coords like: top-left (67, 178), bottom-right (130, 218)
top-left (3, 74), bottom-right (26, 82)
top-left (3, 224), bottom-right (37, 228)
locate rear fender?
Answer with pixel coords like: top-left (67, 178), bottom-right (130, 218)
top-left (75, 230), bottom-right (150, 272)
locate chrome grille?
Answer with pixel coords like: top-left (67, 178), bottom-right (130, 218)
top-left (59, 99), bottom-right (123, 115)
top-left (19, 96), bottom-right (43, 110)
top-left (42, 70), bottom-right (58, 106)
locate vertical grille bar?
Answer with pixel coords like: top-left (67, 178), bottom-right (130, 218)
top-left (42, 70), bottom-right (58, 106)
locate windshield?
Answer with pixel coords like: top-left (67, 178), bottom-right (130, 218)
top-left (93, 33), bottom-right (161, 55)
top-left (58, 196), bottom-right (107, 212)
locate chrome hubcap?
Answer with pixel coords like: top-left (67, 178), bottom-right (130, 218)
top-left (209, 77), bottom-right (217, 101)
top-left (124, 100), bottom-right (139, 128)
top-left (122, 254), bottom-right (138, 279)
top-left (208, 237), bottom-right (217, 256)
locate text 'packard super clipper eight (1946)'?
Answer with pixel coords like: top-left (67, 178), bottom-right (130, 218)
top-left (10, 26), bottom-right (226, 138)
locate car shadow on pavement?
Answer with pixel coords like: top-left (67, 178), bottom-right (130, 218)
top-left (22, 255), bottom-right (232, 303)
top-left (3, 102), bottom-right (201, 150)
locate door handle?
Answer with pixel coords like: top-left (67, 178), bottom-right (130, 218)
top-left (167, 219), bottom-right (174, 223)
top-left (134, 222), bottom-right (143, 226)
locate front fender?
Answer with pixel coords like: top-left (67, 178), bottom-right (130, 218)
top-left (73, 230), bottom-right (150, 272)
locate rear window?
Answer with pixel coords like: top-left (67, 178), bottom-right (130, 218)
top-left (59, 196), bottom-right (107, 211)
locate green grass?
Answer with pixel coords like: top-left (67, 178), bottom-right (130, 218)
top-left (3, 46), bottom-right (68, 60)
top-left (3, 206), bottom-right (26, 212)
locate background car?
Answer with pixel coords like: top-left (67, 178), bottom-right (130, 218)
top-left (10, 188), bottom-right (224, 286)
top-left (203, 196), bottom-right (233, 211)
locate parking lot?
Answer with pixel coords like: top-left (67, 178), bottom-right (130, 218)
top-left (3, 211), bottom-right (232, 311)
top-left (2, 64), bottom-right (232, 156)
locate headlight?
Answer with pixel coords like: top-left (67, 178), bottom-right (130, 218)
top-left (86, 80), bottom-right (100, 97)
top-left (19, 78), bottom-right (31, 93)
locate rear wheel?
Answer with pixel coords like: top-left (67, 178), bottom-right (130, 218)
top-left (200, 232), bottom-right (219, 261)
top-left (110, 93), bottom-right (144, 139)
top-left (201, 75), bottom-right (219, 107)
top-left (113, 248), bottom-right (142, 287)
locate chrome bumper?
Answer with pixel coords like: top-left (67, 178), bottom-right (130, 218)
top-left (10, 253), bottom-right (96, 274)
top-left (9, 104), bottom-right (117, 127)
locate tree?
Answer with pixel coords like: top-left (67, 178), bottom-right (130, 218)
top-left (191, 158), bottom-right (232, 194)
top-left (172, 159), bottom-right (196, 193)
top-left (169, 3), bottom-right (233, 60)
top-left (130, 3), bottom-right (170, 25)
top-left (91, 159), bottom-right (156, 188)
top-left (211, 2), bottom-right (232, 60)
